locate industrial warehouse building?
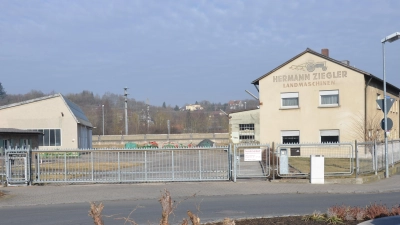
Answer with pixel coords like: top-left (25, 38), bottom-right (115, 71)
top-left (243, 48), bottom-right (400, 144)
top-left (0, 94), bottom-right (93, 149)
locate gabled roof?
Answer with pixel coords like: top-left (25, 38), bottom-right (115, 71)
top-left (251, 48), bottom-right (400, 93)
top-left (0, 93), bottom-right (93, 127)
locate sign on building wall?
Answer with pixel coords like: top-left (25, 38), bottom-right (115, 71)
top-left (244, 149), bottom-right (262, 161)
top-left (272, 60), bottom-right (349, 88)
top-left (231, 132), bottom-right (239, 144)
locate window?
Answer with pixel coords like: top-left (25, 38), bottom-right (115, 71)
top-left (239, 124), bottom-right (254, 131)
top-left (31, 129), bottom-right (61, 146)
top-left (239, 124), bottom-right (255, 142)
top-left (239, 135), bottom-right (255, 141)
top-left (281, 92), bottom-right (299, 108)
top-left (320, 130), bottom-right (339, 143)
top-left (320, 90), bottom-right (339, 106)
top-left (281, 130), bottom-right (300, 144)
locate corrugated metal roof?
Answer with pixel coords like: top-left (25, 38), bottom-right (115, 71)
top-left (61, 95), bottom-right (92, 127)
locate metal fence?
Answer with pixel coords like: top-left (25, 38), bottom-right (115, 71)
top-left (4, 140), bottom-right (400, 185)
top-left (4, 148), bottom-right (30, 186)
top-left (31, 146), bottom-right (230, 184)
top-left (275, 143), bottom-right (354, 177)
top-left (356, 139), bottom-right (400, 175)
top-left (233, 143), bottom-right (270, 181)
top-left (0, 153), bottom-right (5, 185)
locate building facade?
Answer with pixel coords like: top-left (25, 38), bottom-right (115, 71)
top-left (0, 94), bottom-right (93, 149)
top-left (252, 48), bottom-right (400, 144)
top-left (229, 109), bottom-right (260, 143)
top-left (0, 128), bottom-right (42, 155)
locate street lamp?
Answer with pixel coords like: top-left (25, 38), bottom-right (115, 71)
top-left (381, 32), bottom-right (400, 178)
top-left (102, 105), bottom-right (105, 136)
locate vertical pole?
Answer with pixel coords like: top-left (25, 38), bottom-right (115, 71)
top-left (233, 144), bottom-right (236, 182)
top-left (198, 150), bottom-right (202, 180)
top-left (355, 140), bottom-right (358, 178)
top-left (124, 87), bottom-right (128, 135)
top-left (91, 152), bottom-right (94, 181)
top-left (144, 151), bottom-right (147, 181)
top-left (37, 153), bottom-right (41, 182)
top-left (172, 150), bottom-right (174, 181)
top-left (64, 152), bottom-right (67, 182)
top-left (167, 120), bottom-right (170, 143)
top-left (118, 152), bottom-right (121, 182)
top-left (272, 142), bottom-right (275, 180)
top-left (102, 105), bottom-right (104, 136)
top-left (229, 144), bottom-right (232, 180)
top-left (374, 141), bottom-right (378, 175)
top-left (383, 43), bottom-right (389, 178)
top-left (391, 140), bottom-right (394, 167)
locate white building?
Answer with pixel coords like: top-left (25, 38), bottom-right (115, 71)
top-left (0, 94), bottom-right (93, 149)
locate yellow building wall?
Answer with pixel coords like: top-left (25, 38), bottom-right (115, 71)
top-left (259, 52), bottom-right (365, 143)
top-left (0, 96), bottom-right (79, 149)
top-left (365, 84), bottom-right (399, 141)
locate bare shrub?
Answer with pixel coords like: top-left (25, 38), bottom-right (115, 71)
top-left (222, 218), bottom-right (235, 225)
top-left (327, 205), bottom-right (348, 220)
top-left (187, 210), bottom-right (200, 225)
top-left (159, 189), bottom-right (174, 225)
top-left (391, 205), bottom-right (400, 216)
top-left (89, 202), bottom-right (104, 225)
top-left (365, 203), bottom-right (390, 219)
top-left (348, 207), bottom-right (365, 221)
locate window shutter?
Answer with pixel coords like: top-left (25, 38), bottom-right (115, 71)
top-left (320, 130), bottom-right (339, 136)
top-left (281, 130), bottom-right (300, 136)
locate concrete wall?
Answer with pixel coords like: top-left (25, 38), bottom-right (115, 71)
top-left (92, 133), bottom-right (229, 146)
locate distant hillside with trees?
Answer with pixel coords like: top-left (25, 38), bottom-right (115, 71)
top-left (0, 86), bottom-right (258, 135)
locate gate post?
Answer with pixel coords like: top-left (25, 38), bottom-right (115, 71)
top-left (355, 140), bottom-right (358, 178)
top-left (233, 144), bottom-right (237, 183)
top-left (272, 142), bottom-right (275, 181)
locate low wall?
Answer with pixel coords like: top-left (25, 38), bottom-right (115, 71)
top-left (92, 133), bottom-right (230, 146)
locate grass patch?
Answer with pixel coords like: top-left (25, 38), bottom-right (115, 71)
top-left (288, 157), bottom-right (352, 173)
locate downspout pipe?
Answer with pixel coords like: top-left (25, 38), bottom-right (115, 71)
top-left (365, 77), bottom-right (373, 141)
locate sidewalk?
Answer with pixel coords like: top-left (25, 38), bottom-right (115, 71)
top-left (1, 175), bottom-right (400, 207)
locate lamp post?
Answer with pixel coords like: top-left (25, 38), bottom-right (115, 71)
top-left (381, 32), bottom-right (400, 178)
top-left (102, 104), bottom-right (105, 136)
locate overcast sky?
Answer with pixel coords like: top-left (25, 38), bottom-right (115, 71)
top-left (1, 0), bottom-right (400, 106)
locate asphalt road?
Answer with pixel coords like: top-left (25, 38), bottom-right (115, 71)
top-left (1, 192), bottom-right (400, 225)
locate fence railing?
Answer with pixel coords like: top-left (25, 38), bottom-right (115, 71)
top-left (31, 146), bottom-right (230, 184)
top-left (233, 143), bottom-right (270, 181)
top-left (275, 143), bottom-right (354, 177)
top-left (356, 140), bottom-right (400, 175)
top-left (3, 140), bottom-right (400, 185)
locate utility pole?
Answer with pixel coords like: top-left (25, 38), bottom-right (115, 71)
top-left (124, 87), bottom-right (128, 135)
top-left (146, 99), bottom-right (150, 134)
top-left (102, 105), bottom-right (104, 136)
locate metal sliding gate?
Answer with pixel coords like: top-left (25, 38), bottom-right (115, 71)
top-left (5, 148), bottom-right (30, 186)
top-left (233, 144), bottom-right (270, 181)
top-left (31, 146), bottom-right (230, 184)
